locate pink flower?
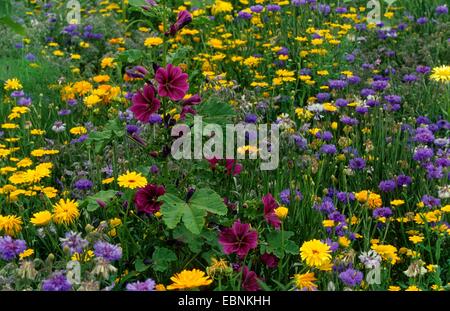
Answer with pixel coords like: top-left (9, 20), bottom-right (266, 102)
top-left (155, 64), bottom-right (189, 101)
top-left (130, 84), bottom-right (161, 123)
top-left (262, 193), bottom-right (281, 229)
top-left (219, 220), bottom-right (258, 258)
top-left (134, 184), bottom-right (166, 214)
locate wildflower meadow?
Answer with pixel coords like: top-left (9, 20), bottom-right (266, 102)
top-left (0, 0), bottom-right (449, 293)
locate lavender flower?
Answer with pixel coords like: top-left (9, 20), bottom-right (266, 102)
top-left (74, 178), bottom-right (93, 191)
top-left (60, 231), bottom-right (88, 255)
top-left (339, 268), bottom-right (363, 287)
top-left (42, 271), bottom-right (72, 291)
top-left (0, 236), bottom-right (27, 260)
top-left (126, 279), bottom-right (156, 291)
top-left (94, 241), bottom-right (122, 262)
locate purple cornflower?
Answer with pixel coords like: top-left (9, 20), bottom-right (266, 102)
top-left (314, 197), bottom-right (336, 214)
top-left (0, 236), bottom-right (27, 261)
top-left (94, 241), bottom-right (122, 262)
top-left (60, 231), bottom-right (88, 255)
top-left (70, 134), bottom-right (88, 144)
top-left (126, 279), bottom-right (156, 291)
top-left (347, 75), bottom-right (361, 84)
top-left (436, 5), bottom-right (448, 15)
top-left (335, 98), bottom-right (348, 107)
top-left (320, 144), bottom-right (337, 155)
top-left (371, 80), bottom-right (389, 91)
top-left (415, 127), bottom-right (435, 144)
top-left (250, 5), bottom-right (264, 13)
top-left (339, 268), bottom-right (363, 287)
top-left (11, 90), bottom-right (24, 98)
top-left (361, 88), bottom-right (376, 98)
top-left (413, 147), bottom-right (434, 162)
top-left (378, 180), bottom-right (396, 192)
top-left (238, 11), bottom-right (252, 19)
top-left (58, 109), bottom-right (71, 116)
top-left (244, 113), bottom-right (258, 123)
top-left (417, 17), bottom-right (428, 24)
top-left (17, 97), bottom-right (32, 106)
top-left (416, 116), bottom-right (431, 125)
top-left (396, 175), bottom-right (412, 187)
top-left (345, 53), bottom-right (355, 63)
top-left (403, 74), bottom-right (418, 83)
top-left (328, 79), bottom-right (347, 90)
top-left (426, 164), bottom-right (443, 179)
top-left (316, 92), bottom-right (330, 102)
top-left (266, 4), bottom-right (281, 11)
top-left (279, 189), bottom-right (302, 205)
top-left (416, 66), bottom-right (431, 74)
top-left (292, 134), bottom-right (308, 150)
top-left (349, 157), bottom-right (366, 170)
top-left (384, 95), bottom-right (402, 105)
top-left (25, 53), bottom-right (36, 62)
top-left (149, 113), bottom-right (163, 124)
top-left (74, 178), bottom-right (93, 191)
top-left (126, 124), bottom-right (140, 135)
top-left (340, 116), bottom-right (359, 126)
top-left (421, 195), bottom-right (440, 208)
top-left (42, 272), bottom-right (72, 291)
top-left (373, 207), bottom-right (393, 218)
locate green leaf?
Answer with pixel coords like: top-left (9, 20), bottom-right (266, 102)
top-left (187, 97), bottom-right (236, 126)
top-left (0, 0), bottom-right (12, 18)
top-left (152, 247), bottom-right (177, 272)
top-left (160, 188), bottom-right (227, 235)
top-left (134, 258), bottom-right (149, 272)
top-left (0, 17), bottom-right (26, 36)
top-left (182, 205), bottom-right (206, 235)
top-left (128, 0), bottom-right (148, 7)
top-left (118, 49), bottom-right (144, 64)
top-left (265, 231), bottom-right (297, 258)
top-left (173, 226), bottom-right (203, 253)
top-left (160, 193), bottom-right (185, 229)
top-left (84, 190), bottom-right (117, 212)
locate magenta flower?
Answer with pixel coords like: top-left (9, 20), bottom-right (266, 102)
top-left (241, 266), bottom-right (261, 291)
top-left (262, 193), bottom-right (281, 229)
top-left (261, 253), bottom-right (278, 268)
top-left (225, 159), bottom-right (242, 176)
top-left (167, 10), bottom-right (192, 36)
top-left (134, 184), bottom-right (166, 214)
top-left (219, 220), bottom-right (258, 258)
top-left (155, 64), bottom-right (189, 101)
top-left (130, 84), bottom-right (161, 123)
top-left (180, 94), bottom-right (201, 119)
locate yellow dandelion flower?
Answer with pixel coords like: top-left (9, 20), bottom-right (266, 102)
top-left (0, 215), bottom-right (23, 236)
top-left (53, 199), bottom-right (80, 225)
top-left (4, 78), bottom-right (22, 91)
top-left (30, 211), bottom-right (53, 226)
top-left (430, 65), bottom-right (450, 83)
